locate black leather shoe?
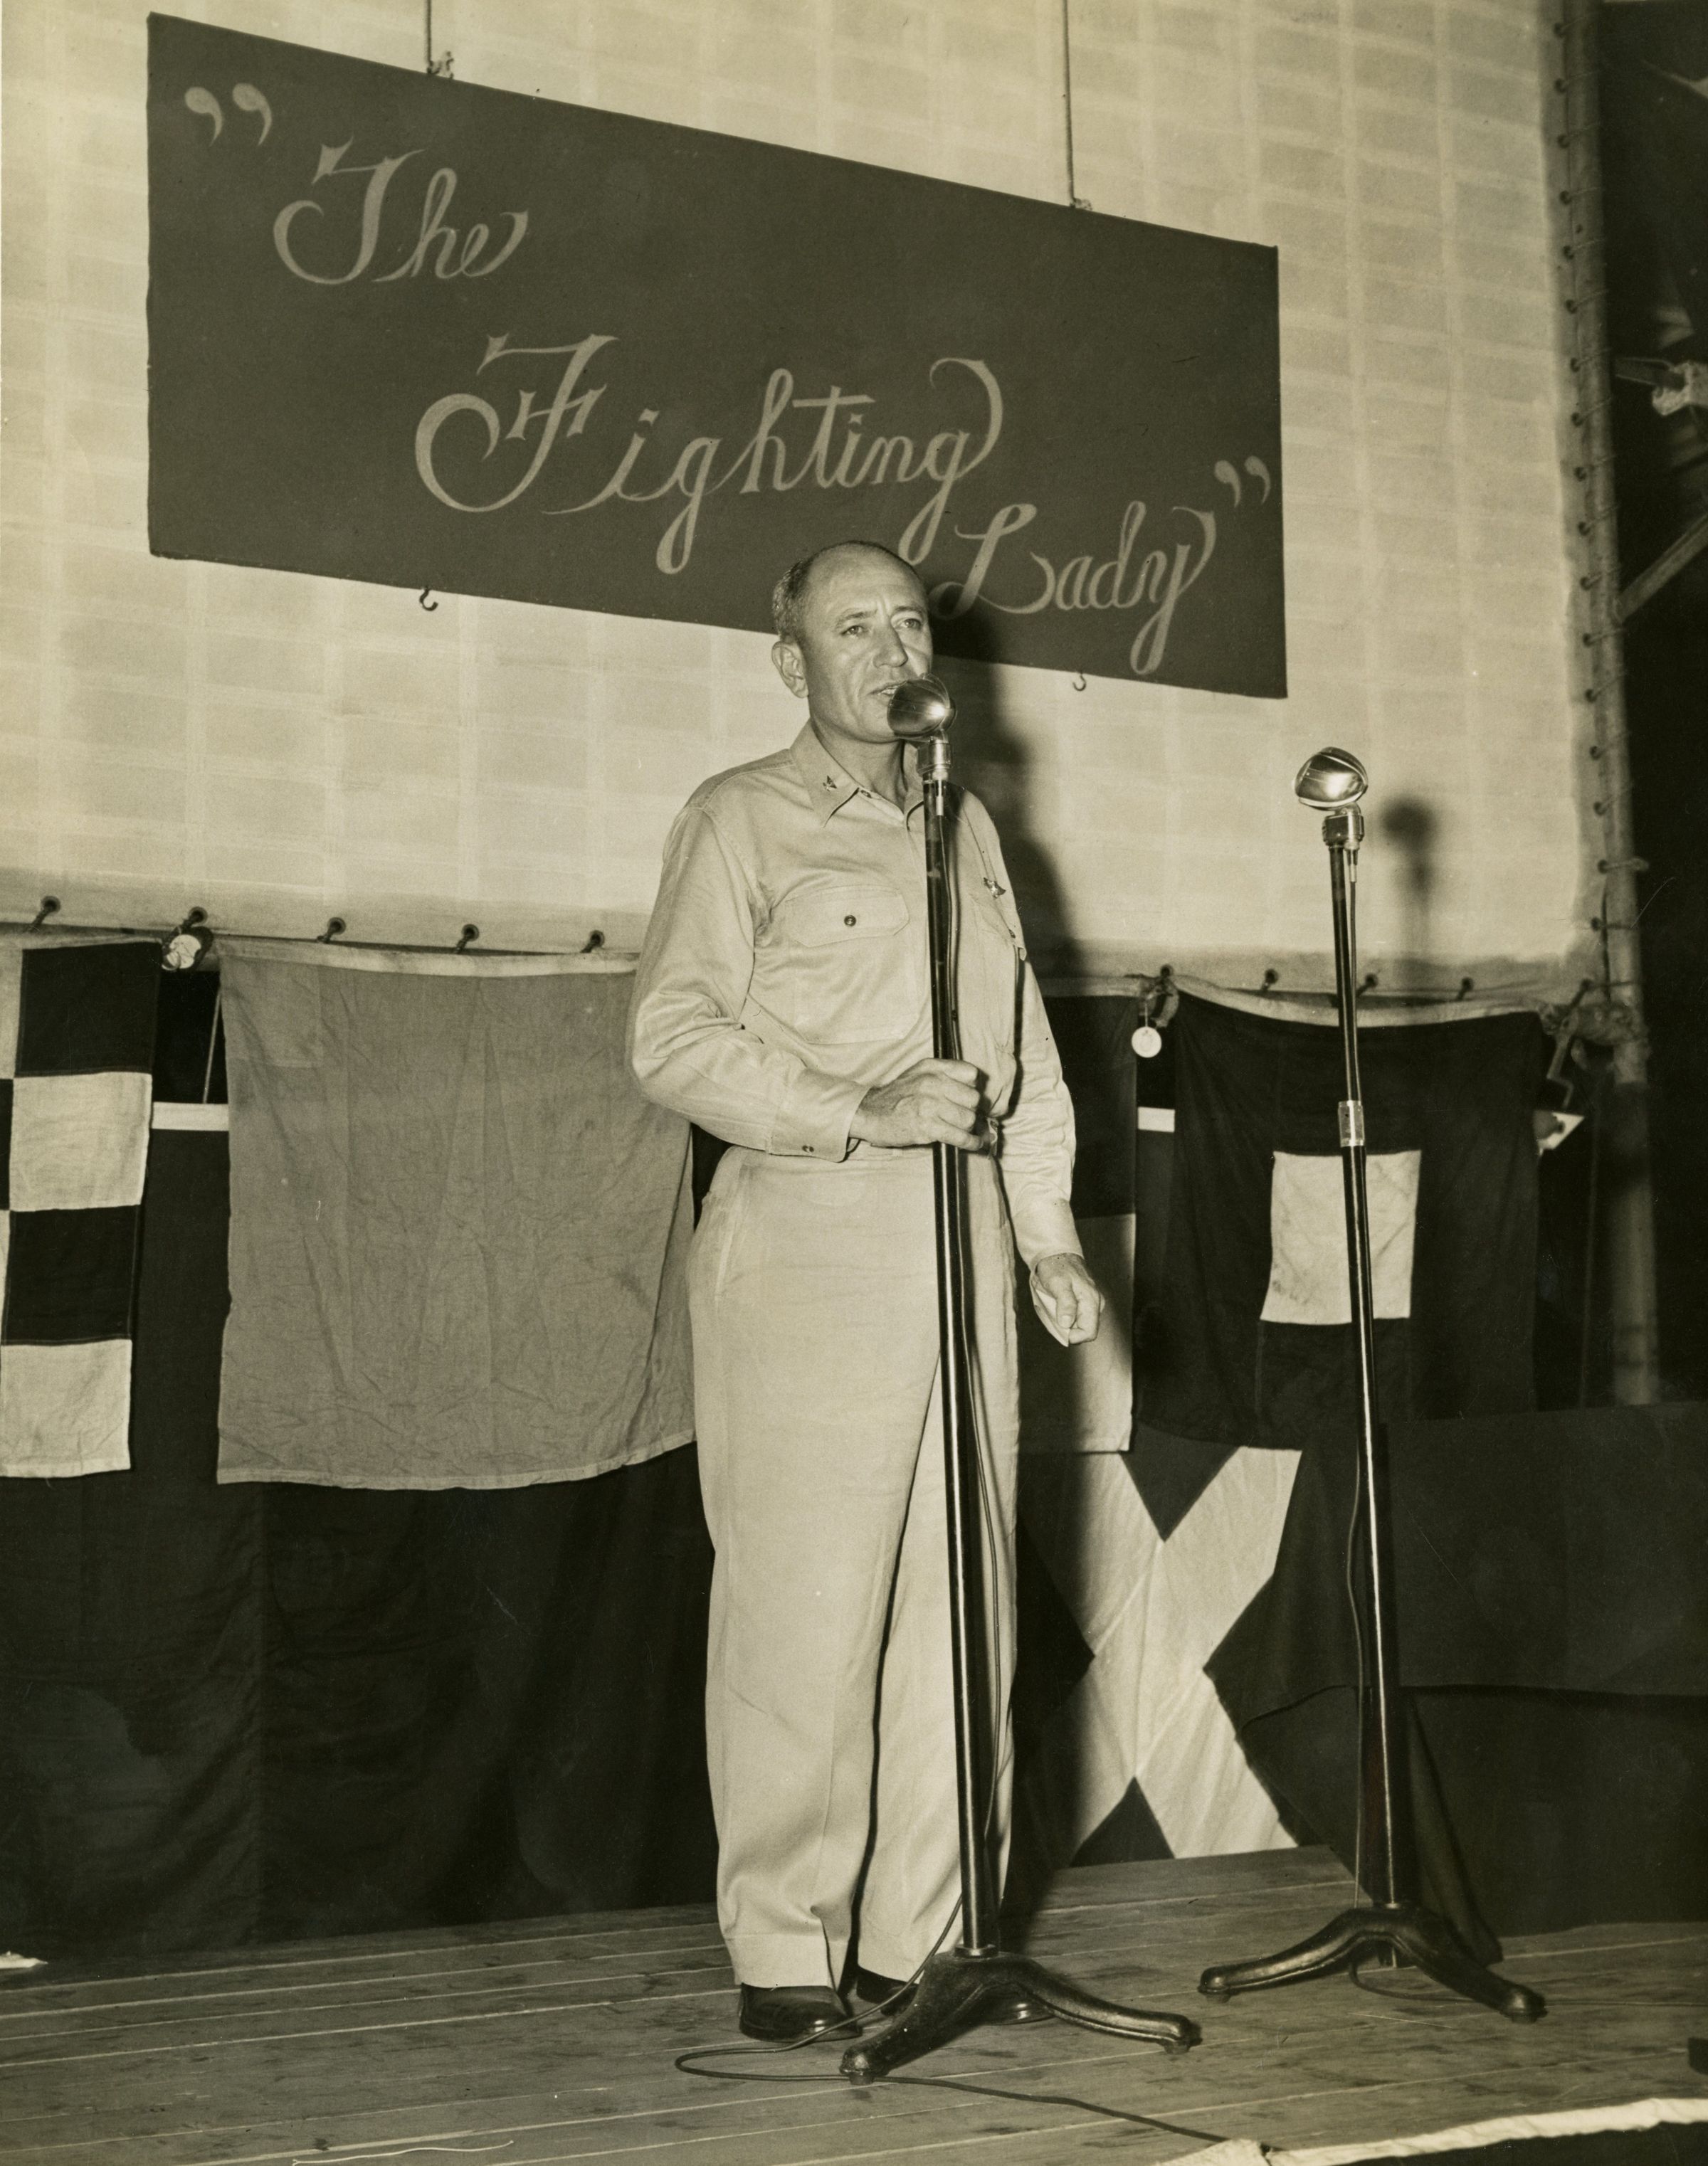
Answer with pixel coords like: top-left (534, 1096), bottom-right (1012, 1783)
top-left (855, 1965), bottom-right (1052, 2024)
top-left (737, 1983), bottom-right (853, 2042)
top-left (853, 1966), bottom-right (915, 2012)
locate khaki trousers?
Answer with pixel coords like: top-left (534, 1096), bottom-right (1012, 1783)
top-left (690, 1143), bottom-right (1019, 1990)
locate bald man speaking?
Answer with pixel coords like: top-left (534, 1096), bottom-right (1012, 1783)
top-left (629, 541), bottom-right (1101, 2044)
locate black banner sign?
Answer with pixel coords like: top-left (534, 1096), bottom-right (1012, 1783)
top-left (147, 16), bottom-right (1285, 693)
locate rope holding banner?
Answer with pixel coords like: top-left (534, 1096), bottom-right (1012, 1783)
top-left (1061, 1), bottom-right (1091, 211)
top-left (423, 0), bottom-right (453, 78)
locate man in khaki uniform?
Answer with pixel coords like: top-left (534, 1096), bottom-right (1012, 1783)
top-left (629, 541), bottom-right (1102, 2042)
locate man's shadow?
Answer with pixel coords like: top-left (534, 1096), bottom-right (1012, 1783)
top-left (934, 608), bottom-right (1077, 978)
top-left (932, 610), bottom-right (1124, 1924)
top-left (936, 610), bottom-right (1108, 1484)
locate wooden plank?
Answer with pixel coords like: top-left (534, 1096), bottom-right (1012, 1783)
top-left (0, 1849), bottom-right (1349, 2010)
top-left (1023, 1849), bottom-right (1351, 1909)
top-left (7, 2026), bottom-right (1698, 2166)
top-left (3, 1935), bottom-right (1695, 2113)
top-left (0, 1913), bottom-right (729, 2005)
top-left (0, 1854), bottom-right (1701, 2166)
top-left (4, 1990), bottom-right (1694, 2160)
top-left (0, 1951), bottom-right (739, 2047)
top-left (4, 1930), bottom-right (1695, 2109)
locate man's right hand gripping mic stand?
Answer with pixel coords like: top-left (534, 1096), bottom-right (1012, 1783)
top-left (1196, 748), bottom-right (1545, 2024)
top-left (840, 675), bottom-right (1201, 2083)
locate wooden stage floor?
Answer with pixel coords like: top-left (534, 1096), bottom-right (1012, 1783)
top-left (4, 1849), bottom-right (1704, 2166)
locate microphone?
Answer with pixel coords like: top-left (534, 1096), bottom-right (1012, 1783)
top-left (1294, 746), bottom-right (1368, 810)
top-left (887, 675), bottom-right (956, 741)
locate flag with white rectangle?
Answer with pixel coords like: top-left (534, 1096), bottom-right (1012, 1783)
top-left (0, 944), bottom-right (159, 1479)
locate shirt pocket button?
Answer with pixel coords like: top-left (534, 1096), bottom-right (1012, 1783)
top-left (844, 914), bottom-right (857, 926)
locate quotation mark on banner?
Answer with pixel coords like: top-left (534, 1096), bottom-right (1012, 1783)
top-left (184, 83), bottom-right (274, 144)
top-left (1213, 457), bottom-right (1272, 507)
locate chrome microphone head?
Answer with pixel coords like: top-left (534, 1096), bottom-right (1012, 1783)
top-left (1295, 746), bottom-right (1369, 811)
top-left (887, 674), bottom-right (956, 741)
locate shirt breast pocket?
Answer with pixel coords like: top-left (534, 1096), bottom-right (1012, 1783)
top-left (767, 877), bottom-right (923, 1046)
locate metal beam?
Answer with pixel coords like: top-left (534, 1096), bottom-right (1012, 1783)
top-left (1561, 0), bottom-right (1661, 1406)
top-left (1618, 507), bottom-right (1708, 622)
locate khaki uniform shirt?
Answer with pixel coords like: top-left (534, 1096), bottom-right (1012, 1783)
top-left (629, 724), bottom-right (1080, 1270)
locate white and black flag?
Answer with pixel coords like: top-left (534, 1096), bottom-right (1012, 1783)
top-left (0, 944), bottom-right (158, 1479)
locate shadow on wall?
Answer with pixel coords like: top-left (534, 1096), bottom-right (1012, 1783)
top-left (1379, 793), bottom-right (1439, 993)
top-left (937, 608), bottom-right (1078, 976)
top-left (938, 616), bottom-right (1125, 1477)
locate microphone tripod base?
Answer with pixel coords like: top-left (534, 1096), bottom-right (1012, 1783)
top-left (840, 1946), bottom-right (1200, 2083)
top-left (1198, 1901), bottom-right (1545, 2023)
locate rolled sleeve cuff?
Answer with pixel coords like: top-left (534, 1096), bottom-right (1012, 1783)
top-left (1010, 1195), bottom-right (1083, 1274)
top-left (769, 1067), bottom-right (867, 1161)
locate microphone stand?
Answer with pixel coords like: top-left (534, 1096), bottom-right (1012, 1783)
top-left (843, 694), bottom-right (1199, 2081)
top-left (1196, 757), bottom-right (1545, 2024)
